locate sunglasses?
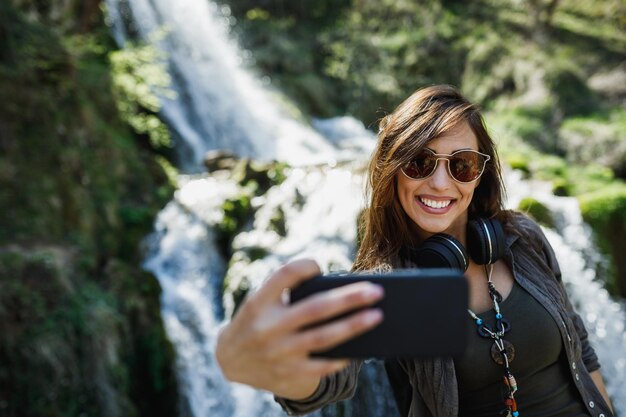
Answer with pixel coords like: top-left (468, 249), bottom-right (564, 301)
top-left (401, 148), bottom-right (490, 183)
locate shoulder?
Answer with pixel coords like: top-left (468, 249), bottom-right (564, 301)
top-left (502, 210), bottom-right (546, 245)
top-left (504, 210), bottom-right (562, 277)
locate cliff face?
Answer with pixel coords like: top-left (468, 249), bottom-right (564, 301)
top-left (0, 2), bottom-right (179, 416)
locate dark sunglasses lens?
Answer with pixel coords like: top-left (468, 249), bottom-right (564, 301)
top-left (449, 151), bottom-right (485, 182)
top-left (404, 150), bottom-right (437, 179)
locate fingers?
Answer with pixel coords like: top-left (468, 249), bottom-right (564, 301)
top-left (282, 281), bottom-right (385, 332)
top-left (276, 308), bottom-right (384, 357)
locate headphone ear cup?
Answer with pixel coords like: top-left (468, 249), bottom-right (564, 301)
top-left (467, 218), bottom-right (505, 265)
top-left (413, 233), bottom-right (469, 271)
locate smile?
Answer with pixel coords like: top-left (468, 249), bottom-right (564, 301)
top-left (419, 197), bottom-right (453, 209)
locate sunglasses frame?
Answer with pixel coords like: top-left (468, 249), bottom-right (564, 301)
top-left (401, 148), bottom-right (491, 184)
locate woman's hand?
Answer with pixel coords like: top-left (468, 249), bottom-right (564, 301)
top-left (215, 259), bottom-right (384, 400)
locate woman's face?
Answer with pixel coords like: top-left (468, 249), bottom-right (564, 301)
top-left (396, 121), bottom-right (481, 243)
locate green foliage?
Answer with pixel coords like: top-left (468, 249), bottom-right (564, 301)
top-left (578, 183), bottom-right (626, 296)
top-left (488, 101), bottom-right (559, 154)
top-left (109, 36), bottom-right (174, 149)
top-left (505, 153), bottom-right (531, 176)
top-left (216, 160), bottom-right (289, 259)
top-left (544, 63), bottom-right (598, 117)
top-left (558, 107), bottom-right (626, 177)
top-left (267, 162), bottom-right (289, 185)
top-left (216, 193), bottom-right (253, 259)
top-left (552, 178), bottom-right (572, 196)
top-left (517, 197), bottom-right (555, 228)
top-left (269, 206), bottom-right (287, 236)
top-left (0, 247), bottom-right (179, 417)
top-left (0, 7), bottom-right (174, 261)
top-left (319, 0), bottom-right (468, 122)
top-left (228, 0), bottom-right (351, 21)
top-left (0, 3), bottom-right (178, 416)
top-left (222, 195), bottom-right (253, 234)
top-left (578, 183), bottom-right (626, 232)
top-left (0, 249), bottom-right (120, 417)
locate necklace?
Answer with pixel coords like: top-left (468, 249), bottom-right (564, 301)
top-left (467, 264), bottom-right (519, 417)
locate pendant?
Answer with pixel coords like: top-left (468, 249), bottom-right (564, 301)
top-left (491, 339), bottom-right (515, 365)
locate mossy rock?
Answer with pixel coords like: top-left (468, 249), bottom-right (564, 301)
top-left (578, 183), bottom-right (626, 297)
top-left (0, 245), bottom-right (179, 417)
top-left (552, 178), bottom-right (572, 197)
top-left (505, 153), bottom-right (531, 177)
top-left (231, 159), bottom-right (288, 194)
top-left (0, 247), bottom-right (128, 417)
top-left (517, 197), bottom-right (555, 229)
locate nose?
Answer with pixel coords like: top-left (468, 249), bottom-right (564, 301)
top-left (429, 159), bottom-right (452, 189)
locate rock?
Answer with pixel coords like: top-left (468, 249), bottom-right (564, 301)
top-left (203, 150), bottom-right (239, 172)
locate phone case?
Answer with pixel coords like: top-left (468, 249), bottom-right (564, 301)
top-left (289, 269), bottom-right (468, 358)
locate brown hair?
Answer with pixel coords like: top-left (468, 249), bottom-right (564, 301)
top-left (353, 85), bottom-right (510, 271)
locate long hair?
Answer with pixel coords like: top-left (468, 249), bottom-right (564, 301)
top-left (353, 85), bottom-right (510, 271)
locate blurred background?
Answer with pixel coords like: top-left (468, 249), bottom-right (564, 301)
top-left (0, 0), bottom-right (625, 416)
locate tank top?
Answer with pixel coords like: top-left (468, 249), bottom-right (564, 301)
top-left (454, 281), bottom-right (589, 416)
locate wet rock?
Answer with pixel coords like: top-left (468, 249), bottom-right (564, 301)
top-left (203, 150), bottom-right (239, 172)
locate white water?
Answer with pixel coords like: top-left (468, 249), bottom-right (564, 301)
top-left (105, 0), bottom-right (340, 171)
top-left (105, 1), bottom-right (626, 415)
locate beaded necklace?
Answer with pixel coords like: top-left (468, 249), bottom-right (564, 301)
top-left (467, 264), bottom-right (519, 417)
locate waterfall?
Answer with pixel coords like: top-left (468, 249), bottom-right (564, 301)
top-left (104, 1), bottom-right (625, 415)
top-left (104, 0), bottom-right (338, 172)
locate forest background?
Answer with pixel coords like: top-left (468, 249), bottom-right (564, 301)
top-left (0, 0), bottom-right (625, 416)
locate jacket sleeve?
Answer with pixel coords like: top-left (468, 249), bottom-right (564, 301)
top-left (528, 216), bottom-right (601, 373)
top-left (274, 360), bottom-right (362, 415)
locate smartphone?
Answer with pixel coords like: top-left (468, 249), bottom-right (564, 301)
top-left (289, 268), bottom-right (468, 358)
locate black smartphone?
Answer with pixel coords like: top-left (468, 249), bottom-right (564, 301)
top-left (289, 268), bottom-right (468, 358)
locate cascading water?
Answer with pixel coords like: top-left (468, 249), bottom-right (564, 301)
top-left (105, 0), bottom-right (339, 171)
top-left (105, 1), bottom-right (625, 415)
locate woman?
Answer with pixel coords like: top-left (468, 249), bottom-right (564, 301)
top-left (216, 85), bottom-right (614, 416)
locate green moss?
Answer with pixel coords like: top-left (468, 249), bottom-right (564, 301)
top-left (216, 193), bottom-right (254, 259)
top-left (506, 153), bottom-right (531, 176)
top-left (517, 197), bottom-right (555, 228)
top-left (578, 183), bottom-right (626, 297)
top-left (0, 249), bottom-right (115, 417)
top-left (552, 178), bottom-right (572, 197)
top-left (0, 3), bottom-right (178, 416)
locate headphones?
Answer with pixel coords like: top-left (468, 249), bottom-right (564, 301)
top-left (405, 217), bottom-right (505, 271)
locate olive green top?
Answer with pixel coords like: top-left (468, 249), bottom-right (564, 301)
top-left (454, 281), bottom-right (589, 416)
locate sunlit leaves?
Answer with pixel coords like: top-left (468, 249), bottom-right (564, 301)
top-left (109, 36), bottom-right (174, 149)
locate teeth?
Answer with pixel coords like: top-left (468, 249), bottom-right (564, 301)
top-left (420, 198), bottom-right (452, 209)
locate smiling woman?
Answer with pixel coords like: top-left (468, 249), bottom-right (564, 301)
top-left (216, 85), bottom-right (615, 417)
top-left (395, 122), bottom-right (485, 243)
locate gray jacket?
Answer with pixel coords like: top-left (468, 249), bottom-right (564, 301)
top-left (276, 216), bottom-right (614, 417)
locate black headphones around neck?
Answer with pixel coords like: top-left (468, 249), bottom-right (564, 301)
top-left (405, 217), bottom-right (505, 271)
